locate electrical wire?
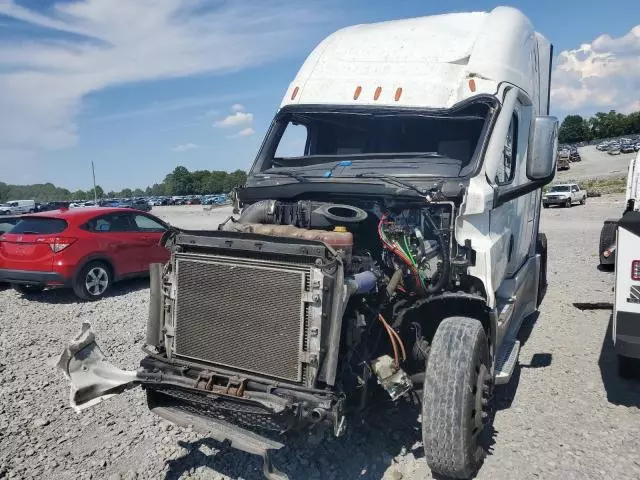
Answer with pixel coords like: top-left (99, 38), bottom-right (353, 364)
top-left (378, 314), bottom-right (399, 368)
top-left (378, 313), bottom-right (407, 366)
top-left (378, 214), bottom-right (424, 293)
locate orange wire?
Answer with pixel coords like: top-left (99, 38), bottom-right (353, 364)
top-left (389, 323), bottom-right (408, 362)
top-left (378, 313), bottom-right (407, 367)
top-left (378, 314), bottom-right (399, 368)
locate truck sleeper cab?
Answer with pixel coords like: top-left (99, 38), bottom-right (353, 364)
top-left (58, 7), bottom-right (558, 480)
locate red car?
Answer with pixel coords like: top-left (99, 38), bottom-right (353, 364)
top-left (0, 207), bottom-right (170, 299)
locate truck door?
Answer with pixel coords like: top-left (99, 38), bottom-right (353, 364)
top-left (490, 99), bottom-right (534, 278)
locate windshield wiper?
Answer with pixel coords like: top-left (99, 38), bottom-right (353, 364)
top-left (354, 172), bottom-right (430, 196)
top-left (256, 170), bottom-right (308, 183)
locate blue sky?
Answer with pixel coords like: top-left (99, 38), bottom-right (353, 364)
top-left (1, 0), bottom-right (639, 191)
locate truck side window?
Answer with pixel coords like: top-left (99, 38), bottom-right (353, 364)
top-left (495, 114), bottom-right (517, 185)
top-left (274, 123), bottom-right (308, 158)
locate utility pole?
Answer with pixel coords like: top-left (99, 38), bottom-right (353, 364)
top-left (91, 160), bottom-right (97, 204)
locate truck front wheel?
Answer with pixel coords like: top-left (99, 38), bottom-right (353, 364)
top-left (422, 317), bottom-right (492, 479)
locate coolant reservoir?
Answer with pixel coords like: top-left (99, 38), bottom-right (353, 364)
top-left (323, 226), bottom-right (353, 258)
top-left (240, 223), bottom-right (353, 258)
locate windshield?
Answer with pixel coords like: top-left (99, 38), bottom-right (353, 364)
top-left (549, 186), bottom-right (570, 192)
top-left (253, 102), bottom-right (492, 180)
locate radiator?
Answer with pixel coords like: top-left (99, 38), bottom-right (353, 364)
top-left (172, 253), bottom-right (312, 383)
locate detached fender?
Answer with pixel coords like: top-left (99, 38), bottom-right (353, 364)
top-left (56, 323), bottom-right (137, 412)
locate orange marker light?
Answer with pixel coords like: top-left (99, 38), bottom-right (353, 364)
top-left (291, 86), bottom-right (299, 100)
top-left (468, 79), bottom-right (476, 92)
top-left (394, 87), bottom-right (403, 101)
top-left (374, 86), bottom-right (382, 100)
top-left (353, 86), bottom-right (362, 100)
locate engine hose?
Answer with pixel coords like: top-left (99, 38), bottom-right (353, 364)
top-left (386, 269), bottom-right (403, 297)
top-left (422, 211), bottom-right (450, 293)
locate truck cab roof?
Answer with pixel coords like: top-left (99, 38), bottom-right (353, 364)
top-left (282, 6), bottom-right (551, 114)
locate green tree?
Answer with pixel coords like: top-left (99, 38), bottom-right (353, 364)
top-left (132, 188), bottom-right (145, 197)
top-left (558, 115), bottom-right (590, 143)
top-left (120, 188), bottom-right (133, 198)
top-left (167, 166), bottom-right (194, 195)
top-left (72, 190), bottom-right (87, 200)
top-left (223, 169), bottom-right (247, 192)
top-left (93, 185), bottom-right (105, 199)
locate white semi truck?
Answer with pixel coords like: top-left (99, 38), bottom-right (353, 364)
top-left (58, 7), bottom-right (557, 479)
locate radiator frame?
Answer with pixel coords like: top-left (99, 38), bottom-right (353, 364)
top-left (165, 246), bottom-right (332, 388)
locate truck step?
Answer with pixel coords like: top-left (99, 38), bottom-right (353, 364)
top-left (495, 339), bottom-right (520, 385)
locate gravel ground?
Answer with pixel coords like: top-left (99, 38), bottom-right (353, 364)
top-left (556, 146), bottom-right (635, 182)
top-left (1, 196), bottom-right (640, 480)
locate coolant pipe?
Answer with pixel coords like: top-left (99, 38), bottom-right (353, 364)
top-left (146, 263), bottom-right (163, 347)
top-left (238, 200), bottom-right (278, 224)
top-left (346, 270), bottom-right (378, 295)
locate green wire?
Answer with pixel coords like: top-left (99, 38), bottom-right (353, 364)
top-left (404, 235), bottom-right (429, 290)
top-left (403, 236), bottom-right (417, 266)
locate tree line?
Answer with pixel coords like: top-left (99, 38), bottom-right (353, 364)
top-left (0, 166), bottom-right (248, 203)
top-left (559, 110), bottom-right (640, 144)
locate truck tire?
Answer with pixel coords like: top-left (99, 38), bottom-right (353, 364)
top-left (422, 317), bottom-right (492, 479)
top-left (599, 220), bottom-right (617, 268)
top-left (580, 195), bottom-right (586, 205)
top-left (564, 198), bottom-right (572, 208)
top-left (536, 233), bottom-right (548, 307)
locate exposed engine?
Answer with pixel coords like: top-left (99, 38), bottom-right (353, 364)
top-left (146, 196), bottom-right (478, 439)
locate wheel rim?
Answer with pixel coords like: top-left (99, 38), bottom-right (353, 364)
top-left (471, 362), bottom-right (492, 439)
top-left (85, 267), bottom-right (109, 296)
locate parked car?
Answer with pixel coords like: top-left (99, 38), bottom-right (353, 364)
top-left (0, 207), bottom-right (170, 299)
top-left (0, 203), bottom-right (12, 215)
top-left (542, 183), bottom-right (586, 208)
top-left (569, 146), bottom-right (581, 162)
top-left (621, 143), bottom-right (635, 154)
top-left (122, 199), bottom-right (152, 212)
top-left (557, 150), bottom-right (570, 171)
top-left (37, 201), bottom-right (70, 212)
top-left (608, 143), bottom-right (621, 155)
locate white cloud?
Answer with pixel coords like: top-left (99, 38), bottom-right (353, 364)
top-left (0, 0), bottom-right (326, 165)
top-left (214, 111), bottom-right (254, 128)
top-left (551, 25), bottom-right (640, 115)
top-left (231, 104), bottom-right (245, 112)
top-left (228, 128), bottom-right (256, 139)
top-left (172, 143), bottom-right (198, 152)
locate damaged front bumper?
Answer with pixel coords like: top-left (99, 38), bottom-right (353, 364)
top-left (57, 324), bottom-right (341, 480)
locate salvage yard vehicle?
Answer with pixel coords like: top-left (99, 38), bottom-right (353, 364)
top-left (599, 152), bottom-right (640, 269)
top-left (58, 7), bottom-right (557, 480)
top-left (0, 207), bottom-right (169, 299)
top-left (610, 152), bottom-right (640, 376)
top-left (557, 150), bottom-right (571, 171)
top-left (542, 183), bottom-right (586, 208)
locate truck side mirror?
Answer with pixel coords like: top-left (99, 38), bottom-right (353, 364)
top-left (526, 116), bottom-right (558, 183)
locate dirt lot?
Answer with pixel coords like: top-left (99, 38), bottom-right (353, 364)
top-left (556, 146), bottom-right (636, 182)
top-left (1, 197), bottom-right (640, 480)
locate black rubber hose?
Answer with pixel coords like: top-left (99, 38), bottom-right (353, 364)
top-left (422, 211), bottom-right (450, 293)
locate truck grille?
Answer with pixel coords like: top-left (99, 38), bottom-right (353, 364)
top-left (173, 253), bottom-right (309, 382)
